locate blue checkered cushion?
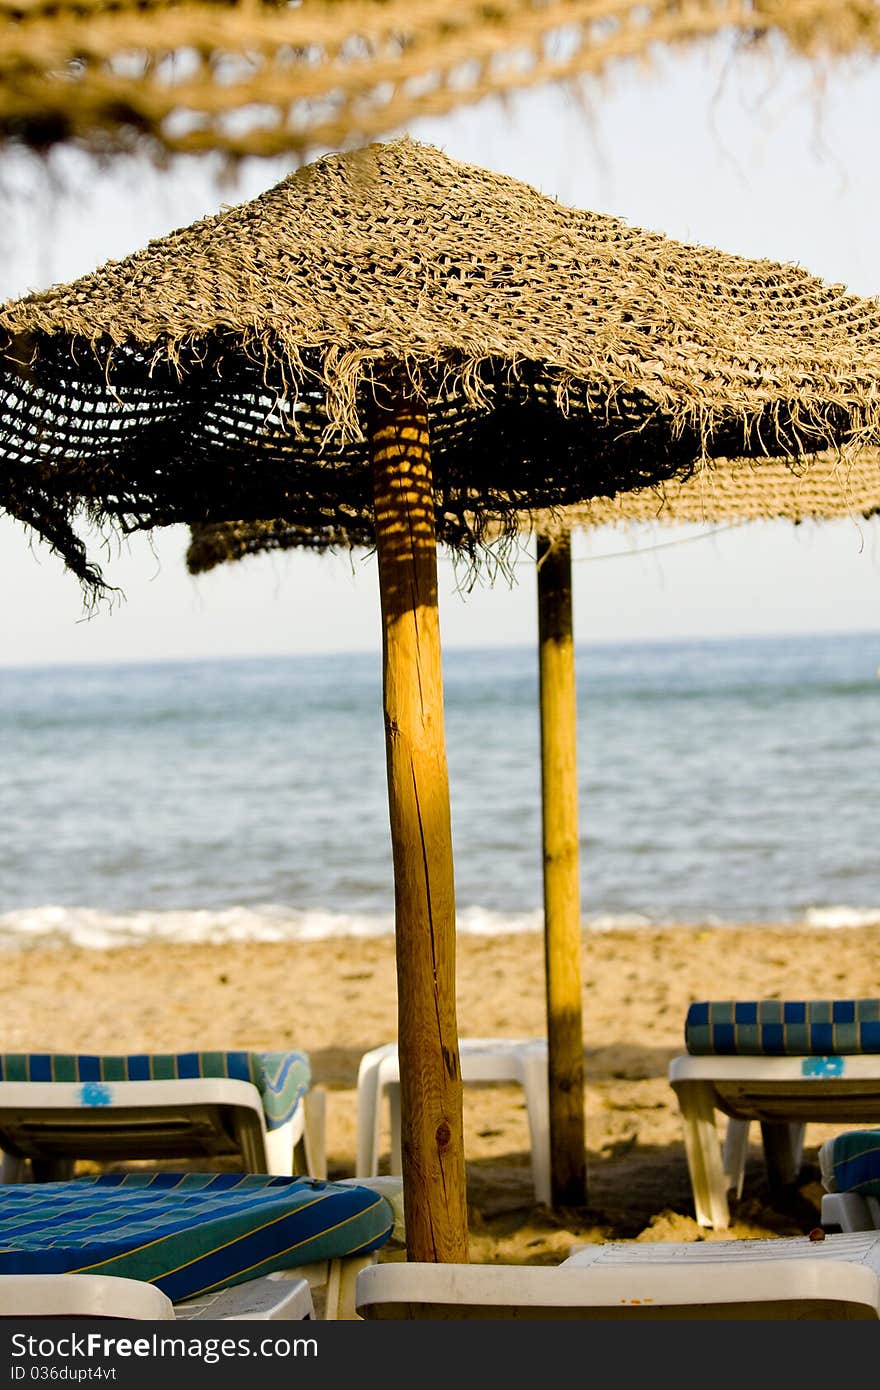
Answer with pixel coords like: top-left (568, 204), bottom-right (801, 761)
top-left (685, 999), bottom-right (880, 1055)
top-left (0, 1051), bottom-right (311, 1130)
top-left (819, 1132), bottom-right (880, 1197)
top-left (0, 1173), bottom-right (393, 1302)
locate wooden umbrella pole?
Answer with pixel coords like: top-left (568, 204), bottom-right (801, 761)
top-left (536, 529), bottom-right (587, 1207)
top-left (369, 371), bottom-right (469, 1263)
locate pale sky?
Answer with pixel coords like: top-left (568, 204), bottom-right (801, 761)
top-left (1, 38), bottom-right (879, 666)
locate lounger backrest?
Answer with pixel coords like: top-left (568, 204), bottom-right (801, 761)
top-left (685, 1000), bottom-right (880, 1056)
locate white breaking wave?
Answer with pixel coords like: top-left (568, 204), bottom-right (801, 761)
top-left (804, 906), bottom-right (880, 929)
top-left (0, 904), bottom-right (527, 950)
top-left (0, 904), bottom-right (394, 950)
top-left (0, 902), bottom-right (665, 950)
top-left (0, 903), bottom-right (877, 950)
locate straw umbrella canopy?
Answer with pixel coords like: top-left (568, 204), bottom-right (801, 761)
top-left (2, 0), bottom-right (879, 160)
top-left (4, 139), bottom-right (880, 1255)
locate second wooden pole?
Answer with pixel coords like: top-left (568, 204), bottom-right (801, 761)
top-left (537, 529), bottom-right (587, 1207)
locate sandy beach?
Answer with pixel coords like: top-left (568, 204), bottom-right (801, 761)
top-left (2, 922), bottom-right (878, 1261)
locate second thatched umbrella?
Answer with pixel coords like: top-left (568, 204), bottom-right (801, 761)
top-left (4, 139), bottom-right (880, 1256)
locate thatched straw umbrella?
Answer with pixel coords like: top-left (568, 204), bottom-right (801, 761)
top-left (4, 139), bottom-right (880, 1254)
top-left (1, 0), bottom-right (879, 160)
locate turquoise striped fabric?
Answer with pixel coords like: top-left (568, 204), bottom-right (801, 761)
top-left (685, 999), bottom-right (880, 1055)
top-left (0, 1052), bottom-right (310, 1130)
top-left (819, 1132), bottom-right (880, 1196)
top-left (0, 1173), bottom-right (393, 1302)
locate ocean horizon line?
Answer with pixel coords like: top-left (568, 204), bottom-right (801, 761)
top-left (1, 625), bottom-right (879, 675)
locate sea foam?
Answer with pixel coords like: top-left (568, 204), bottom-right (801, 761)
top-left (1, 903), bottom-right (875, 950)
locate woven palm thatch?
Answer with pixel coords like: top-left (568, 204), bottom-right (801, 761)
top-left (533, 447), bottom-right (880, 533)
top-left (184, 449), bottom-right (880, 571)
top-left (1, 0), bottom-right (879, 159)
top-left (4, 137), bottom-right (880, 591)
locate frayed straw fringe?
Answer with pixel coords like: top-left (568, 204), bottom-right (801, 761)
top-left (185, 449), bottom-right (880, 574)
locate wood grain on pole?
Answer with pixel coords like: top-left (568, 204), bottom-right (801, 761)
top-left (537, 529), bottom-right (587, 1207)
top-left (369, 374), bottom-right (469, 1263)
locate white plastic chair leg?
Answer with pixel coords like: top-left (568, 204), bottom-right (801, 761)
top-left (722, 1118), bottom-right (750, 1199)
top-left (520, 1049), bottom-right (552, 1206)
top-left (387, 1084), bottom-right (402, 1176)
top-left (356, 1048), bottom-right (387, 1176)
top-left (674, 1080), bottom-right (730, 1229)
top-left (264, 1088), bottom-right (327, 1179)
top-left (300, 1087), bottom-right (328, 1179)
top-left (323, 1255), bottom-right (375, 1321)
top-left (264, 1117), bottom-right (296, 1175)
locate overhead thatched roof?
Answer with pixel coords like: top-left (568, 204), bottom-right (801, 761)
top-left (4, 137), bottom-right (880, 591)
top-left (184, 449), bottom-right (880, 572)
top-left (1, 0), bottom-right (878, 160)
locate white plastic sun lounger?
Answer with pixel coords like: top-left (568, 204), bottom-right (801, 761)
top-left (671, 997), bottom-right (880, 1229)
top-left (0, 1068), bottom-right (326, 1183)
top-left (0, 1175), bottom-right (403, 1322)
top-left (0, 1272), bottom-right (316, 1320)
top-left (357, 1039), bottom-right (551, 1204)
top-left (356, 1231), bottom-right (880, 1320)
top-left (668, 1053), bottom-right (880, 1229)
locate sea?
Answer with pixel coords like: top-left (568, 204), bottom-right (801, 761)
top-left (1, 630), bottom-right (878, 950)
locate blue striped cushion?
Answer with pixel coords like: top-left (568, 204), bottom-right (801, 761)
top-left (0, 1173), bottom-right (393, 1302)
top-left (685, 999), bottom-right (880, 1055)
top-left (819, 1132), bottom-right (880, 1196)
top-left (0, 1052), bottom-right (310, 1130)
